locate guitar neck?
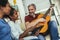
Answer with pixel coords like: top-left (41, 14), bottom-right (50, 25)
top-left (43, 8), bottom-right (51, 18)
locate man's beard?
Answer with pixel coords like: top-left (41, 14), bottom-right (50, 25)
top-left (29, 13), bottom-right (35, 18)
top-left (29, 12), bottom-right (35, 16)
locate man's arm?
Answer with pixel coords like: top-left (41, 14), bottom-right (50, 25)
top-left (48, 4), bottom-right (54, 16)
top-left (20, 20), bottom-right (45, 39)
top-left (25, 18), bottom-right (46, 29)
top-left (19, 25), bottom-right (37, 38)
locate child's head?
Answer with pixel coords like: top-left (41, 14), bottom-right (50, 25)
top-left (0, 0), bottom-right (11, 15)
top-left (9, 7), bottom-right (18, 21)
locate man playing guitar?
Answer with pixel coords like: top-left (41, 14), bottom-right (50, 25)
top-left (25, 4), bottom-right (59, 40)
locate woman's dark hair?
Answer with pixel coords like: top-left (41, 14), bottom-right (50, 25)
top-left (9, 7), bottom-right (15, 16)
top-left (0, 0), bottom-right (8, 7)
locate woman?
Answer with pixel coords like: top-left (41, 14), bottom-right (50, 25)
top-left (0, 0), bottom-right (12, 40)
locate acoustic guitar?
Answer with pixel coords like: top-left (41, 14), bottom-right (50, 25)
top-left (32, 4), bottom-right (55, 34)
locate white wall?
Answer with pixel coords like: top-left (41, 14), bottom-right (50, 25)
top-left (16, 0), bottom-right (25, 23)
top-left (23, 0), bottom-right (50, 15)
top-left (51, 0), bottom-right (60, 25)
top-left (8, 0), bottom-right (14, 6)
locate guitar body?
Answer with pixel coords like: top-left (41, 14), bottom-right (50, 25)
top-left (36, 14), bottom-right (51, 33)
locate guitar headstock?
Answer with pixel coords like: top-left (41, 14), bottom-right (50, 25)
top-left (50, 4), bottom-right (55, 8)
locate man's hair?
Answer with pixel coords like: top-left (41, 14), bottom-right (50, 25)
top-left (9, 7), bottom-right (15, 16)
top-left (28, 4), bottom-right (36, 10)
top-left (0, 0), bottom-right (8, 7)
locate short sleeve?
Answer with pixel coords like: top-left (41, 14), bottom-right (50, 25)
top-left (25, 16), bottom-right (29, 22)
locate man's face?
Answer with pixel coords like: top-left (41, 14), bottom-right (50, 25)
top-left (28, 6), bottom-right (36, 16)
top-left (1, 3), bottom-right (11, 15)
